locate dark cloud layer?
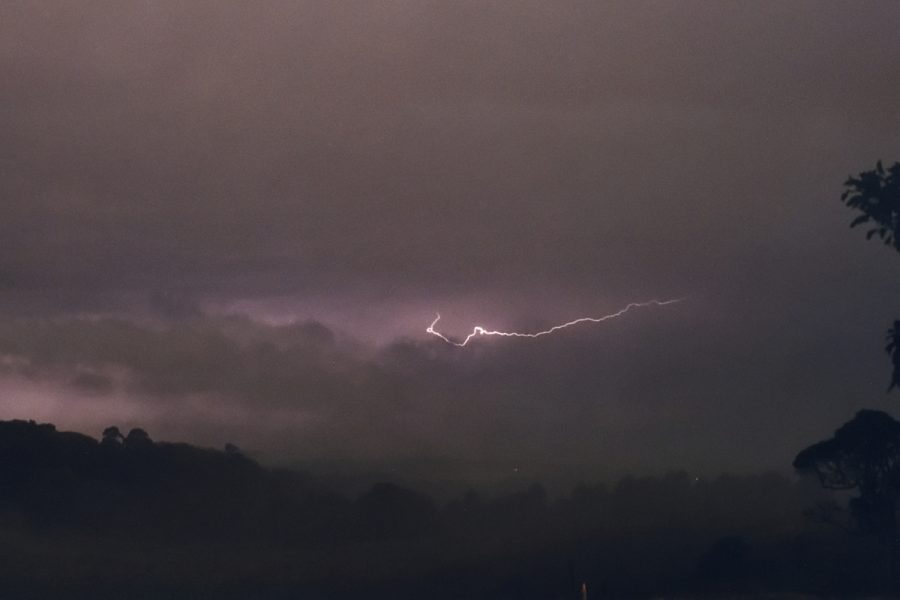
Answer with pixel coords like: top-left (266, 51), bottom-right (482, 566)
top-left (0, 303), bottom-right (891, 477)
top-left (1, 2), bottom-right (899, 475)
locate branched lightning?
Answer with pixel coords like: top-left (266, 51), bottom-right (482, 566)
top-left (426, 298), bottom-right (684, 347)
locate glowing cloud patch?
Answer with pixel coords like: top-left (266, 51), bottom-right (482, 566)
top-left (426, 299), bottom-right (684, 347)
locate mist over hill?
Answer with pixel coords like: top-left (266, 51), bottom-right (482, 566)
top-left (0, 418), bottom-right (891, 599)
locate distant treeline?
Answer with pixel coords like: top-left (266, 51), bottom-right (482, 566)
top-left (0, 420), bottom-right (888, 599)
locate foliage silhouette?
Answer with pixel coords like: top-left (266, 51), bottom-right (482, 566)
top-left (124, 427), bottom-right (152, 449)
top-left (788, 164), bottom-right (900, 592)
top-left (841, 160), bottom-right (900, 252)
top-left (101, 425), bottom-right (123, 446)
top-left (888, 321), bottom-right (900, 392)
top-left (841, 160), bottom-right (900, 391)
top-left (794, 410), bottom-right (900, 586)
top-left (842, 160), bottom-right (900, 251)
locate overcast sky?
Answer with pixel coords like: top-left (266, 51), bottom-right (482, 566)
top-left (2, 1), bottom-right (899, 476)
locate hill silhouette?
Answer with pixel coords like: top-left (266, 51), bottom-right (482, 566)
top-left (0, 419), bottom-right (891, 599)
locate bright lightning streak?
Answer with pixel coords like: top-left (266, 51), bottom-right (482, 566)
top-left (426, 298), bottom-right (684, 347)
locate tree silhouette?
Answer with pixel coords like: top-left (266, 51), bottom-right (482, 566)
top-left (124, 428), bottom-right (152, 449)
top-left (101, 426), bottom-right (123, 446)
top-left (791, 165), bottom-right (900, 589)
top-left (794, 410), bottom-right (900, 584)
top-left (841, 161), bottom-right (900, 391)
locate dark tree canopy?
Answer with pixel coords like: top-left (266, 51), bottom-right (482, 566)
top-left (842, 161), bottom-right (900, 252)
top-left (794, 410), bottom-right (900, 556)
top-left (794, 410), bottom-right (900, 493)
top-left (124, 427), bottom-right (152, 449)
top-left (101, 426), bottom-right (123, 446)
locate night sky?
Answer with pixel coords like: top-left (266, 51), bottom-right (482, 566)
top-left (2, 1), bottom-right (900, 477)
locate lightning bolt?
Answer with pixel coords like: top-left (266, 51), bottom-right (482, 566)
top-left (426, 298), bottom-right (684, 347)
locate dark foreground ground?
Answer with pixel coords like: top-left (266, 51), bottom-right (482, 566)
top-left (0, 419), bottom-right (894, 599)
